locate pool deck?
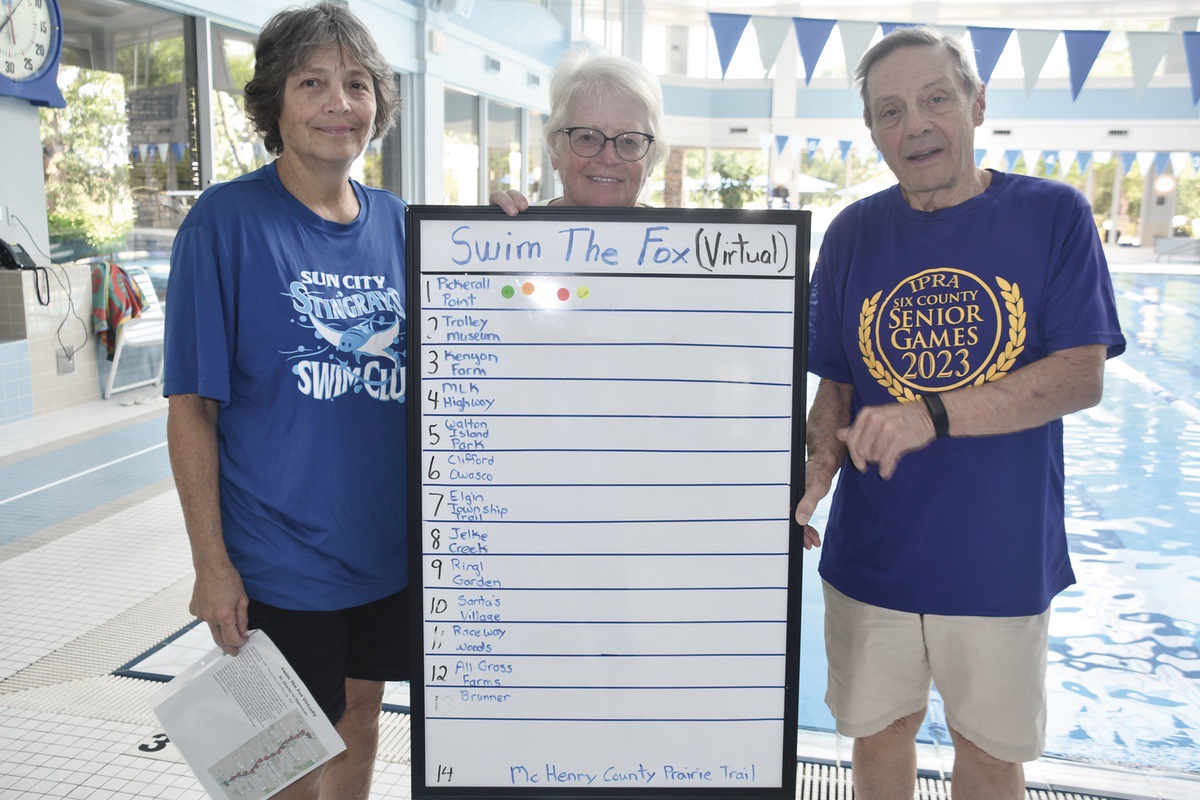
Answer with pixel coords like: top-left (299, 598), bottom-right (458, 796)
top-left (0, 244), bottom-right (1197, 799)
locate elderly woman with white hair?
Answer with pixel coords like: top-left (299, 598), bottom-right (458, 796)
top-left (492, 46), bottom-right (669, 213)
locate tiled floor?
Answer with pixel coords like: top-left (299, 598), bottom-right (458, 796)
top-left (2, 248), bottom-right (1198, 799)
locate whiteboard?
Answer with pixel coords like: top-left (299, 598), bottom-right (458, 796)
top-left (407, 206), bottom-right (809, 799)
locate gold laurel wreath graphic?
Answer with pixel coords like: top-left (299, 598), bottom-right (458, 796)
top-left (857, 278), bottom-right (1025, 400)
top-left (858, 291), bottom-right (918, 402)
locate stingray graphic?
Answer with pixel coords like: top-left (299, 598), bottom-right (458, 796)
top-left (308, 314), bottom-right (402, 369)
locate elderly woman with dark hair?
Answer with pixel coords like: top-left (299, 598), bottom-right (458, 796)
top-left (493, 46), bottom-right (669, 213)
top-left (163, 4), bottom-right (410, 798)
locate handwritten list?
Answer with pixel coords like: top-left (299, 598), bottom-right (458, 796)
top-left (408, 207), bottom-right (808, 797)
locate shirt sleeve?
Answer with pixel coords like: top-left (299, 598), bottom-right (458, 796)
top-left (1040, 187), bottom-right (1127, 360)
top-left (162, 218), bottom-right (236, 405)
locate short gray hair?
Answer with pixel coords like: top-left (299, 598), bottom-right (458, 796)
top-left (855, 26), bottom-right (982, 128)
top-left (245, 2), bottom-right (399, 156)
top-left (544, 46), bottom-right (669, 171)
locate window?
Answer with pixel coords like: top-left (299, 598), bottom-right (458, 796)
top-left (487, 100), bottom-right (519, 197)
top-left (42, 3), bottom-right (198, 262)
top-left (210, 26), bottom-right (264, 183)
top-left (444, 88), bottom-right (480, 205)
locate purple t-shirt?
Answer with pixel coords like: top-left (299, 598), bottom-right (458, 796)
top-left (164, 163), bottom-right (408, 611)
top-left (810, 170), bottom-right (1125, 616)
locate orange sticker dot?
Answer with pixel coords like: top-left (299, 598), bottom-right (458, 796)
top-left (521, 282), bottom-right (535, 295)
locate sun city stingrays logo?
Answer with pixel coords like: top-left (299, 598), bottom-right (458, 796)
top-left (282, 273), bottom-right (407, 402)
top-left (858, 268), bottom-right (1026, 404)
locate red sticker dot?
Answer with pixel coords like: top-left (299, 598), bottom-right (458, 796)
top-left (557, 287), bottom-right (570, 301)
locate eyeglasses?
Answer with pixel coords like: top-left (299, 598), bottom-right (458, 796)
top-left (558, 127), bottom-right (654, 162)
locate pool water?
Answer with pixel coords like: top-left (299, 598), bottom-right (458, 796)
top-left (796, 270), bottom-right (1200, 776)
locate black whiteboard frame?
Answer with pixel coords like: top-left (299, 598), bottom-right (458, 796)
top-left (406, 205), bottom-right (810, 800)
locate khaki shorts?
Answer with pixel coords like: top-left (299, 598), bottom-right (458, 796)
top-left (822, 581), bottom-right (1049, 763)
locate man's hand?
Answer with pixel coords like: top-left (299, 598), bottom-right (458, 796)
top-left (836, 399), bottom-right (936, 480)
top-left (795, 458), bottom-right (841, 549)
top-left (490, 189), bottom-right (530, 217)
top-left (190, 560), bottom-right (250, 656)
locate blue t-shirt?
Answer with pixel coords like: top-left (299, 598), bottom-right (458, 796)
top-left (164, 163), bottom-right (408, 611)
top-left (810, 170), bottom-right (1125, 617)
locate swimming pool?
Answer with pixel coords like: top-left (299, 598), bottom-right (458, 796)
top-left (795, 268), bottom-right (1200, 777)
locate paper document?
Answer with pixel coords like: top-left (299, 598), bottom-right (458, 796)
top-left (150, 629), bottom-right (345, 800)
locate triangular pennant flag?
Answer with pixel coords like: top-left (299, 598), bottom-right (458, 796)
top-left (709, 13), bottom-right (751, 79)
top-left (1119, 151), bottom-right (1137, 175)
top-left (758, 132), bottom-right (774, 151)
top-left (1091, 150), bottom-right (1113, 166)
top-left (806, 137), bottom-right (821, 159)
top-left (838, 21), bottom-right (879, 87)
top-left (792, 17), bottom-right (837, 85)
top-left (967, 26), bottom-right (1013, 85)
top-left (1004, 150), bottom-right (1020, 171)
top-left (838, 140), bottom-right (853, 161)
top-left (1076, 151), bottom-right (1092, 173)
top-left (987, 147), bottom-right (1006, 168)
top-left (130, 145), bottom-right (142, 163)
top-left (1063, 29), bottom-right (1109, 100)
top-left (975, 148), bottom-right (986, 167)
top-left (1184, 31), bottom-right (1200, 106)
top-left (1023, 149), bottom-right (1042, 174)
top-left (1126, 31), bottom-right (1171, 99)
top-left (1058, 150), bottom-right (1077, 177)
top-left (1017, 29), bottom-right (1060, 97)
top-left (752, 15), bottom-right (793, 75)
top-left (1043, 151), bottom-right (1059, 173)
top-left (1172, 151), bottom-right (1192, 176)
top-left (1136, 151), bottom-right (1154, 174)
top-left (1153, 151), bottom-right (1172, 176)
top-left (171, 142), bottom-right (187, 161)
top-left (1193, 153), bottom-right (1200, 172)
top-left (775, 134), bottom-right (790, 155)
top-left (146, 144), bottom-right (158, 163)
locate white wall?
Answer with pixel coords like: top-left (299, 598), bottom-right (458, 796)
top-left (0, 98), bottom-right (51, 262)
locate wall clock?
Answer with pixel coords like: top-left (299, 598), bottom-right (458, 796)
top-left (0, 0), bottom-right (66, 107)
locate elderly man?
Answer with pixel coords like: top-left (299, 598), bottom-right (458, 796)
top-left (794, 27), bottom-right (1125, 800)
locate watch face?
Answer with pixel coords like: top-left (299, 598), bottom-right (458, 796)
top-left (0, 0), bottom-right (55, 81)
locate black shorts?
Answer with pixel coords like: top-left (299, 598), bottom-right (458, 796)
top-left (247, 587), bottom-right (411, 725)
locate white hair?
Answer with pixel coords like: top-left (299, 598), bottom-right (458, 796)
top-left (544, 46), bottom-right (669, 171)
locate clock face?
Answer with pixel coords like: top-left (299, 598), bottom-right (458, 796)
top-left (0, 0), bottom-right (55, 81)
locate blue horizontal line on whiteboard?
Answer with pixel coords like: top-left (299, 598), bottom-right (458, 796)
top-left (430, 685), bottom-right (784, 690)
top-left (426, 340), bottom-right (791, 348)
top-left (429, 376), bottom-right (790, 386)
top-left (426, 414), bottom-right (791, 419)
top-left (422, 520), bottom-right (787, 526)
top-left (423, 483), bottom-right (788, 488)
top-left (422, 554), bottom-right (787, 561)
top-left (427, 448), bottom-right (790, 453)
top-left (423, 268), bottom-right (794, 279)
top-left (424, 586), bottom-right (789, 592)
top-left (424, 716), bottom-right (785, 723)
top-left (425, 620), bottom-right (785, 625)
top-left (428, 653), bottom-right (784, 659)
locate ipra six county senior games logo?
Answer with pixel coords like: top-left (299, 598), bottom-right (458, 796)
top-left (858, 268), bottom-right (1027, 402)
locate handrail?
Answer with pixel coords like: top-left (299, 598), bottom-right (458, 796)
top-left (1156, 239), bottom-right (1200, 263)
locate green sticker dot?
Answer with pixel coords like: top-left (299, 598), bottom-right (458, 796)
top-left (501, 285), bottom-right (515, 298)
